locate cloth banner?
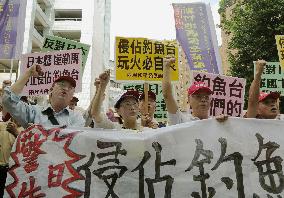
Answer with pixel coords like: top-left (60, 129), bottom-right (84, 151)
top-left (173, 3), bottom-right (221, 74)
top-left (4, 118), bottom-right (284, 197)
top-left (0, 0), bottom-right (27, 59)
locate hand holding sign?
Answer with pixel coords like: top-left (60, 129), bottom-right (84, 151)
top-left (141, 114), bottom-right (158, 129)
top-left (28, 64), bottom-right (44, 77)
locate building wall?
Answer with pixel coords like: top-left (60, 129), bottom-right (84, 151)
top-left (15, 0), bottom-right (111, 110)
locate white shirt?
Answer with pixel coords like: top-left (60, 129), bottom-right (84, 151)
top-left (168, 109), bottom-right (210, 125)
top-left (93, 113), bottom-right (151, 132)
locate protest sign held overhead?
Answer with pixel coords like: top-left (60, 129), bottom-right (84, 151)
top-left (42, 35), bottom-right (90, 71)
top-left (20, 49), bottom-right (82, 96)
top-left (192, 71), bottom-right (246, 117)
top-left (115, 37), bottom-right (179, 82)
top-left (275, 35), bottom-right (284, 69)
top-left (0, 0), bottom-right (27, 59)
top-left (173, 3), bottom-right (222, 74)
top-left (254, 62), bottom-right (284, 95)
top-left (4, 118), bottom-right (284, 197)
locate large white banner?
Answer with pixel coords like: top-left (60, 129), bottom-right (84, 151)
top-left (4, 118), bottom-right (284, 197)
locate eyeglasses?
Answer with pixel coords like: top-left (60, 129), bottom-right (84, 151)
top-left (191, 95), bottom-right (211, 100)
top-left (120, 101), bottom-right (139, 108)
top-left (261, 99), bottom-right (277, 106)
top-left (55, 81), bottom-right (74, 90)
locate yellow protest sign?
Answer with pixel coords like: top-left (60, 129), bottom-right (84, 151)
top-left (115, 37), bottom-right (179, 81)
top-left (275, 35), bottom-right (284, 69)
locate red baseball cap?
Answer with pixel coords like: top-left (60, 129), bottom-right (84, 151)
top-left (139, 91), bottom-right (156, 101)
top-left (114, 90), bottom-right (139, 108)
top-left (188, 82), bottom-right (213, 96)
top-left (53, 76), bottom-right (76, 88)
top-left (258, 92), bottom-right (280, 102)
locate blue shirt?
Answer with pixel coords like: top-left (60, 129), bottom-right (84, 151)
top-left (2, 87), bottom-right (85, 128)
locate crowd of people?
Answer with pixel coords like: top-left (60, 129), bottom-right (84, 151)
top-left (0, 58), bottom-right (282, 196)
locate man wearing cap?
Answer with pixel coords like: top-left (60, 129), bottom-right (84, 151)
top-left (2, 64), bottom-right (85, 128)
top-left (138, 91), bottom-right (159, 129)
top-left (162, 56), bottom-right (228, 125)
top-left (246, 60), bottom-right (282, 119)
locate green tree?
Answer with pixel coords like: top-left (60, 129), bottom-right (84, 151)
top-left (219, 0), bottom-right (284, 110)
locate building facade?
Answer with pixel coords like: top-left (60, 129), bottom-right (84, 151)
top-left (1, 0), bottom-right (111, 109)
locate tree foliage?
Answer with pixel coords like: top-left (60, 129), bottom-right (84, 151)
top-left (219, 0), bottom-right (284, 109)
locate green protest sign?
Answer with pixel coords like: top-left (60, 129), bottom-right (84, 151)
top-left (42, 35), bottom-right (90, 71)
top-left (254, 62), bottom-right (284, 95)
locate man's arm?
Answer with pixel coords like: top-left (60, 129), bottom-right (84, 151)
top-left (11, 64), bottom-right (43, 94)
top-left (162, 56), bottom-right (178, 114)
top-left (83, 78), bottom-right (100, 127)
top-left (91, 71), bottom-right (110, 123)
top-left (2, 65), bottom-right (43, 128)
top-left (246, 60), bottom-right (266, 118)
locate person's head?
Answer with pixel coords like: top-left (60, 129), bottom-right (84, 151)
top-left (138, 91), bottom-right (156, 117)
top-left (2, 80), bottom-right (12, 89)
top-left (258, 92), bottom-right (280, 119)
top-left (69, 96), bottom-right (79, 110)
top-left (187, 82), bottom-right (213, 119)
top-left (49, 76), bottom-right (76, 110)
top-left (114, 90), bottom-right (140, 122)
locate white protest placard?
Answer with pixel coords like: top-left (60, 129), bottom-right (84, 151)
top-left (192, 72), bottom-right (246, 117)
top-left (20, 49), bottom-right (82, 96)
top-left (5, 118), bottom-right (284, 197)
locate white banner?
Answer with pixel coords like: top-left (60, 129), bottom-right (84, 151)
top-left (4, 118), bottom-right (284, 197)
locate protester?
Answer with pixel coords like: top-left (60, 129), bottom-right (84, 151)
top-left (246, 60), bottom-right (282, 119)
top-left (91, 71), bottom-right (151, 131)
top-left (0, 119), bottom-right (23, 197)
top-left (138, 91), bottom-right (159, 129)
top-left (2, 64), bottom-right (85, 128)
top-left (162, 56), bottom-right (228, 125)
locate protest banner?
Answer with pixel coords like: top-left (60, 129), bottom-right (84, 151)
top-left (275, 35), bottom-right (284, 69)
top-left (0, 0), bottom-right (27, 59)
top-left (254, 62), bottom-right (284, 95)
top-left (192, 71), bottom-right (246, 117)
top-left (42, 35), bottom-right (90, 71)
top-left (123, 83), bottom-right (167, 122)
top-left (115, 37), bottom-right (179, 82)
top-left (173, 3), bottom-right (222, 74)
top-left (20, 49), bottom-right (82, 96)
top-left (4, 118), bottom-right (284, 197)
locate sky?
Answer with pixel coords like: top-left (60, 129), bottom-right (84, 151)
top-left (110, 0), bottom-right (221, 60)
